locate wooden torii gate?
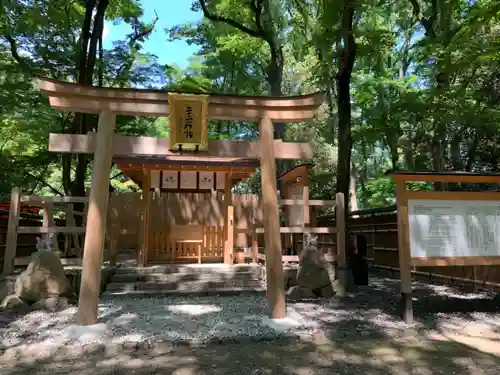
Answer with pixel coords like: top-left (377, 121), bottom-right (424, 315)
top-left (36, 77), bottom-right (324, 326)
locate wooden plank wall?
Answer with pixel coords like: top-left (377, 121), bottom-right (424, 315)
top-left (233, 194), bottom-right (263, 248)
top-left (113, 192), bottom-right (266, 251)
top-left (147, 192), bottom-right (225, 262)
top-left (108, 192), bottom-right (142, 249)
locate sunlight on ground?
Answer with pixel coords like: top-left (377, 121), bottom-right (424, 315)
top-left (2, 275), bottom-right (500, 373)
top-left (167, 304), bottom-right (222, 316)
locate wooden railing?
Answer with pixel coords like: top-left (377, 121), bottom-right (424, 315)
top-left (251, 193), bottom-right (346, 266)
top-left (1, 188), bottom-right (121, 276)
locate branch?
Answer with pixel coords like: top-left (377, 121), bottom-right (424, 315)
top-left (249, 0), bottom-right (266, 36)
top-left (113, 11), bottom-right (160, 86)
top-left (3, 35), bottom-right (33, 72)
top-left (111, 171), bottom-right (124, 180)
top-left (408, 0), bottom-right (421, 20)
top-left (25, 170), bottom-right (64, 196)
top-left (129, 10), bottom-right (159, 45)
top-left (198, 0), bottom-right (263, 38)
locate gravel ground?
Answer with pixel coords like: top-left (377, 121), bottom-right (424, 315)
top-left (1, 272), bottom-right (500, 374)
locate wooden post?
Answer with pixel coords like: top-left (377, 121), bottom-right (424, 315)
top-left (335, 192), bottom-right (349, 297)
top-left (66, 204), bottom-right (81, 256)
top-left (251, 230), bottom-right (258, 264)
top-left (43, 202), bottom-right (60, 253)
top-left (302, 178), bottom-right (310, 226)
top-left (225, 206), bottom-right (234, 264)
top-left (223, 173), bottom-right (233, 264)
top-left (259, 116), bottom-right (286, 319)
top-left (395, 180), bottom-right (413, 323)
top-left (76, 110), bottom-right (116, 326)
top-left (3, 187), bottom-right (21, 276)
top-left (139, 169), bottom-right (151, 267)
top-left (301, 180), bottom-right (311, 257)
top-left (108, 202), bottom-right (119, 266)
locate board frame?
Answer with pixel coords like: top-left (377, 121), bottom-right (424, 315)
top-left (392, 171), bottom-right (500, 323)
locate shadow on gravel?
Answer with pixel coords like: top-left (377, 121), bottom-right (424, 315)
top-left (0, 304), bottom-right (41, 330)
top-left (2, 330), bottom-right (500, 375)
top-left (2, 272), bottom-right (500, 374)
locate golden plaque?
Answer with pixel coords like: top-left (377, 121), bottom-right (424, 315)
top-left (168, 93), bottom-right (209, 151)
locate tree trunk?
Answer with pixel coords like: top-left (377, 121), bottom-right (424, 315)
top-left (63, 0), bottom-right (110, 201)
top-left (335, 4), bottom-right (357, 223)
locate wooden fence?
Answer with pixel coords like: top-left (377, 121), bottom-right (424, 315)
top-left (319, 206), bottom-right (500, 292)
top-left (1, 188), bottom-right (121, 276)
top-left (252, 193), bottom-right (344, 264)
top-left (0, 209), bottom-right (43, 270)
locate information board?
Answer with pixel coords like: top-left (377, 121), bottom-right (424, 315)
top-left (408, 199), bottom-right (500, 258)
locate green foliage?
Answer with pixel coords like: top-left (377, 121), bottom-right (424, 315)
top-left (1, 0), bottom-right (500, 209)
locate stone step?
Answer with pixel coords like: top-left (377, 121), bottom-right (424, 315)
top-left (102, 286), bottom-right (266, 297)
top-left (114, 264), bottom-right (263, 276)
top-left (106, 278), bottom-right (263, 292)
top-left (111, 270), bottom-right (259, 283)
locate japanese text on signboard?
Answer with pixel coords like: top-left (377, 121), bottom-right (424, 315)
top-left (183, 105), bottom-right (193, 139)
top-left (167, 93), bottom-right (209, 151)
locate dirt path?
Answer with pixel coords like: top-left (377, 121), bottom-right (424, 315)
top-left (2, 329), bottom-right (500, 375)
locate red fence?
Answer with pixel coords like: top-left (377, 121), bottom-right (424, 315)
top-left (0, 203), bottom-right (40, 219)
top-left (319, 206), bottom-right (500, 292)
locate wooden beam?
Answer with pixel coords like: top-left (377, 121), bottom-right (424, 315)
top-left (76, 110), bottom-right (116, 326)
top-left (48, 133), bottom-right (314, 160)
top-left (48, 97), bottom-right (319, 122)
top-left (259, 116), bottom-right (286, 320)
top-left (3, 187), bottom-right (20, 276)
top-left (20, 196), bottom-right (89, 204)
top-left (392, 171), bottom-right (500, 184)
top-left (258, 254), bottom-right (336, 263)
top-left (278, 199), bottom-right (336, 206)
top-left (411, 256), bottom-right (500, 267)
top-left (118, 164), bottom-right (257, 174)
top-left (255, 227), bottom-right (336, 234)
top-left (406, 191), bottom-right (500, 201)
top-left (15, 257), bottom-right (83, 267)
top-left (37, 77), bottom-right (324, 107)
top-left (17, 226), bottom-right (85, 234)
top-left (37, 77), bottom-right (324, 122)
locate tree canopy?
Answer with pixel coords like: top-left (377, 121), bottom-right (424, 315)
top-left (1, 0), bottom-right (499, 210)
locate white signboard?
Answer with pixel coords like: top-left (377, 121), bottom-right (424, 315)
top-left (287, 186), bottom-right (304, 226)
top-left (180, 171), bottom-right (197, 189)
top-left (199, 171), bottom-right (214, 190)
top-left (161, 171), bottom-right (178, 189)
top-left (408, 199), bottom-right (500, 258)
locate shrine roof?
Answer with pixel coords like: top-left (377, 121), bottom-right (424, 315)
top-left (278, 163), bottom-right (314, 181)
